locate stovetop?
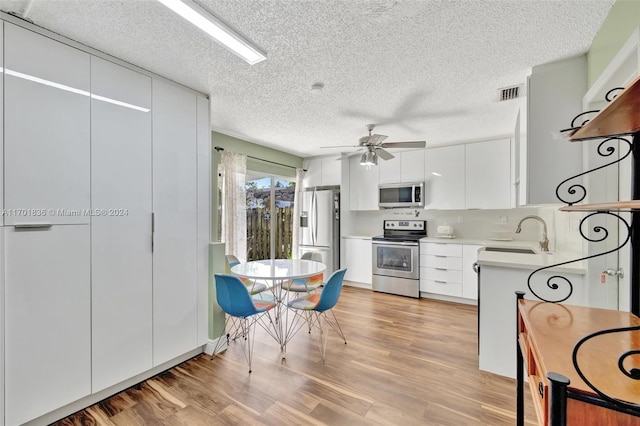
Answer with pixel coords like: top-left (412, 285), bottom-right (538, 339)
top-left (373, 219), bottom-right (427, 242)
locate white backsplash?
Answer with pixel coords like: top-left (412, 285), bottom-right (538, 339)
top-left (343, 205), bottom-right (584, 256)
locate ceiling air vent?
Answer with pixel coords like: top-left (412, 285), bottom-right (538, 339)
top-left (498, 85), bottom-right (522, 101)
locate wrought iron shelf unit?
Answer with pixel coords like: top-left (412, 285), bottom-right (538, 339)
top-left (559, 200), bottom-right (640, 212)
top-left (516, 74), bottom-right (640, 425)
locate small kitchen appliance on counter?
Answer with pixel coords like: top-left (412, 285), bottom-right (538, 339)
top-left (371, 220), bottom-right (426, 298)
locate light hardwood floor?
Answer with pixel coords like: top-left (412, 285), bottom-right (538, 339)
top-left (54, 285), bottom-right (537, 425)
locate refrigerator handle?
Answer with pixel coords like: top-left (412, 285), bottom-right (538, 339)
top-left (314, 190), bottom-right (319, 245)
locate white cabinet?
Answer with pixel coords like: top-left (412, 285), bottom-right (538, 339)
top-left (4, 23), bottom-right (90, 225)
top-left (343, 237), bottom-right (372, 284)
top-left (378, 155), bottom-right (401, 184)
top-left (462, 244), bottom-right (481, 299)
top-left (349, 156), bottom-right (379, 210)
top-left (303, 157), bottom-right (341, 187)
top-left (5, 225), bottom-right (91, 426)
top-left (400, 150), bottom-right (425, 183)
top-left (420, 242), bottom-right (463, 297)
top-left (90, 57), bottom-right (153, 392)
top-left (478, 264), bottom-right (585, 378)
top-left (525, 56), bottom-right (585, 205)
top-left (196, 95), bottom-right (211, 346)
top-left (152, 79), bottom-right (199, 366)
top-left (378, 150), bottom-right (424, 184)
top-left (465, 139), bottom-right (511, 209)
top-left (424, 145), bottom-right (465, 209)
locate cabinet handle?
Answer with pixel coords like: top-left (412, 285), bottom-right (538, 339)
top-left (435, 255), bottom-right (447, 258)
top-left (435, 280), bottom-right (447, 284)
top-left (435, 268), bottom-right (448, 271)
top-left (151, 213), bottom-right (155, 253)
top-left (538, 382), bottom-right (544, 399)
top-left (14, 223), bottom-right (53, 229)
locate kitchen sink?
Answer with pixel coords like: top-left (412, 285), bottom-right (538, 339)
top-left (484, 247), bottom-right (537, 254)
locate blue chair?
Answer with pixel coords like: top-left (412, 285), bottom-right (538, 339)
top-left (287, 269), bottom-right (348, 362)
top-left (214, 274), bottom-right (277, 372)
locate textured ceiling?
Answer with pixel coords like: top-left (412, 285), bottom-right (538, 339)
top-left (0, 0), bottom-right (615, 158)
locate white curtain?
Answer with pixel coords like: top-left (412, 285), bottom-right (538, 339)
top-left (291, 168), bottom-right (305, 259)
top-left (221, 151), bottom-right (247, 261)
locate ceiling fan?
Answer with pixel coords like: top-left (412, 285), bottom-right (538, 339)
top-left (323, 124), bottom-right (426, 166)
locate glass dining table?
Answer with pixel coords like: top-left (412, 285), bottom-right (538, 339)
top-left (230, 258), bottom-right (326, 357)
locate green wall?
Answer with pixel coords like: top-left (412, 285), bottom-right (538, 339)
top-left (588, 0), bottom-right (640, 87)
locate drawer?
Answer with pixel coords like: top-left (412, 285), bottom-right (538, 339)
top-left (421, 242), bottom-right (462, 257)
top-left (420, 278), bottom-right (463, 297)
top-left (421, 267), bottom-right (462, 283)
top-left (421, 254), bottom-right (462, 270)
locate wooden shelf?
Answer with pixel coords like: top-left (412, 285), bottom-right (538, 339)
top-left (559, 200), bottom-right (640, 212)
top-left (568, 75), bottom-right (640, 141)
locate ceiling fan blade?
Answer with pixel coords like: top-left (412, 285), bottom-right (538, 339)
top-left (375, 148), bottom-right (395, 161)
top-left (320, 145), bottom-right (360, 149)
top-left (367, 134), bottom-right (388, 145)
top-left (380, 141), bottom-right (426, 149)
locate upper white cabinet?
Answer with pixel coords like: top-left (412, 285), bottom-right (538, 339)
top-left (90, 57), bottom-right (153, 393)
top-left (4, 23), bottom-right (90, 225)
top-left (349, 156), bottom-right (379, 210)
top-left (424, 145), bottom-right (465, 210)
top-left (525, 56), bottom-right (585, 205)
top-left (302, 157), bottom-right (341, 187)
top-left (152, 79), bottom-right (199, 366)
top-left (400, 150), bottom-right (425, 183)
top-left (465, 139), bottom-right (511, 209)
top-left (5, 225), bottom-right (91, 426)
top-left (378, 155), bottom-right (401, 184)
top-left (378, 150), bottom-right (424, 184)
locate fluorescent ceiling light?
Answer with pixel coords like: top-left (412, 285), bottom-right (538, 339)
top-left (3, 68), bottom-right (150, 112)
top-left (156, 0), bottom-right (266, 65)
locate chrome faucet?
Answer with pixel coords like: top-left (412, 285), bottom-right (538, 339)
top-left (514, 215), bottom-right (549, 252)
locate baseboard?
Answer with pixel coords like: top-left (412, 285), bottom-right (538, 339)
top-left (23, 347), bottom-right (204, 426)
top-left (204, 336), bottom-right (228, 355)
top-left (420, 292), bottom-right (478, 306)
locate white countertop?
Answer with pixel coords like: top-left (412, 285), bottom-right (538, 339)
top-left (476, 248), bottom-right (585, 274)
top-left (420, 237), bottom-right (585, 274)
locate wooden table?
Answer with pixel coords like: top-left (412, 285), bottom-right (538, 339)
top-left (516, 294), bottom-right (640, 425)
top-left (231, 259), bottom-right (326, 357)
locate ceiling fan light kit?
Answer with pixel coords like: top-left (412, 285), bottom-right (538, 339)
top-left (360, 150), bottom-right (378, 167)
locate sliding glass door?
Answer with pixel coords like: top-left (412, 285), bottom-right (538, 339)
top-left (245, 173), bottom-right (295, 261)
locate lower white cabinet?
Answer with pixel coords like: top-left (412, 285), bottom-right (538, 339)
top-left (343, 237), bottom-right (373, 284)
top-left (462, 245), bottom-right (482, 299)
top-left (478, 264), bottom-right (585, 378)
top-left (5, 225), bottom-right (91, 426)
top-left (420, 243), bottom-right (463, 297)
top-left (420, 242), bottom-right (480, 301)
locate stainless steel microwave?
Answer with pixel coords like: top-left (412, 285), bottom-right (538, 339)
top-left (378, 182), bottom-right (424, 208)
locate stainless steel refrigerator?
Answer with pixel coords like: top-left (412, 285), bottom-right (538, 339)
top-left (299, 186), bottom-right (340, 281)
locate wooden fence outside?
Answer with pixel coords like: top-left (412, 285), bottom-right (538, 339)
top-left (246, 206), bottom-right (293, 260)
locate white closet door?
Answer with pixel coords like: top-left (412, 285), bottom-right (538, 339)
top-left (91, 57), bottom-right (153, 392)
top-left (196, 94), bottom-right (211, 345)
top-left (0, 21), bottom-right (4, 426)
top-left (5, 225), bottom-right (91, 426)
top-left (152, 79), bottom-right (198, 365)
top-left (4, 23), bottom-right (90, 225)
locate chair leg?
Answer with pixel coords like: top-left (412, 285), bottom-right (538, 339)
top-left (316, 312), bottom-right (329, 363)
top-left (328, 310), bottom-right (347, 344)
top-left (240, 317), bottom-right (257, 373)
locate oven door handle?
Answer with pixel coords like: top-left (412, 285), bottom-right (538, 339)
top-left (372, 241), bottom-right (419, 247)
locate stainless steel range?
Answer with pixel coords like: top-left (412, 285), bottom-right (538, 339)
top-left (372, 220), bottom-right (426, 298)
